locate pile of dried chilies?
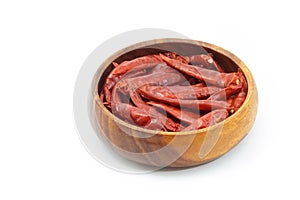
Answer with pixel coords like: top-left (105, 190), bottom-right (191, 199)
top-left (100, 52), bottom-right (248, 132)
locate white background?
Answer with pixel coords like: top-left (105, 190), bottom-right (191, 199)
top-left (1, 0), bottom-right (299, 199)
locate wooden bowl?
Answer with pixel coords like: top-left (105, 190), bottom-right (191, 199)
top-left (92, 38), bottom-right (258, 168)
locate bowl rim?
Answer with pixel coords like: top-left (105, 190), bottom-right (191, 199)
top-left (92, 38), bottom-right (255, 136)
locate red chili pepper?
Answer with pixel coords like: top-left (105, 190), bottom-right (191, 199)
top-left (112, 62), bottom-right (119, 67)
top-left (212, 60), bottom-right (225, 73)
top-left (208, 84), bottom-right (242, 101)
top-left (160, 54), bottom-right (240, 87)
top-left (110, 70), bottom-right (149, 110)
top-left (164, 52), bottom-right (189, 64)
top-left (140, 84), bottom-right (221, 100)
top-left (182, 109), bottom-right (228, 131)
top-left (114, 103), bottom-right (148, 125)
top-left (165, 52), bottom-right (217, 69)
top-left (111, 55), bottom-right (163, 76)
top-left (119, 72), bottom-right (184, 94)
top-left (103, 55), bottom-right (163, 102)
top-left (105, 70), bottom-right (147, 107)
top-left (114, 103), bottom-right (166, 130)
top-left (151, 63), bottom-right (177, 73)
top-left (232, 91), bottom-right (247, 111)
top-left (130, 90), bottom-right (183, 131)
top-left (232, 70), bottom-right (248, 112)
top-left (129, 90), bottom-right (145, 108)
top-left (180, 53), bottom-right (224, 72)
top-left (226, 95), bottom-right (235, 109)
top-left (129, 108), bottom-right (151, 127)
top-left (138, 87), bottom-right (231, 111)
top-left (147, 101), bottom-right (199, 124)
top-left (186, 54), bottom-right (214, 67)
top-left (99, 91), bottom-right (104, 102)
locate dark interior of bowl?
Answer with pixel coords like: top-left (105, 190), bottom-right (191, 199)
top-left (97, 42), bottom-right (240, 94)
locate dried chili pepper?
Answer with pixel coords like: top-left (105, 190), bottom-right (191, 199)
top-left (111, 55), bottom-right (163, 76)
top-left (112, 62), bottom-right (119, 67)
top-left (130, 90), bottom-right (182, 131)
top-left (103, 55), bottom-right (163, 103)
top-left (105, 69), bottom-right (147, 107)
top-left (114, 103), bottom-right (166, 130)
top-left (138, 87), bottom-right (231, 111)
top-left (140, 84), bottom-right (221, 100)
top-left (185, 54), bottom-right (215, 67)
top-left (232, 91), bottom-right (246, 111)
top-left (212, 60), bottom-right (225, 73)
top-left (151, 63), bottom-right (177, 73)
top-left (160, 54), bottom-right (240, 87)
top-left (182, 109), bottom-right (228, 131)
top-left (119, 72), bottom-right (184, 94)
top-left (167, 52), bottom-right (225, 72)
top-left (164, 52), bottom-right (189, 64)
top-left (226, 96), bottom-right (235, 108)
top-left (208, 84), bottom-right (242, 101)
top-left (232, 70), bottom-right (248, 112)
top-left (147, 101), bottom-right (199, 124)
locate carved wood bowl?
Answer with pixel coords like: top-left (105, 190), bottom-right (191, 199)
top-left (92, 38), bottom-right (258, 168)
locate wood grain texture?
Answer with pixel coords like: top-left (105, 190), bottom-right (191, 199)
top-left (91, 38), bottom-right (258, 167)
